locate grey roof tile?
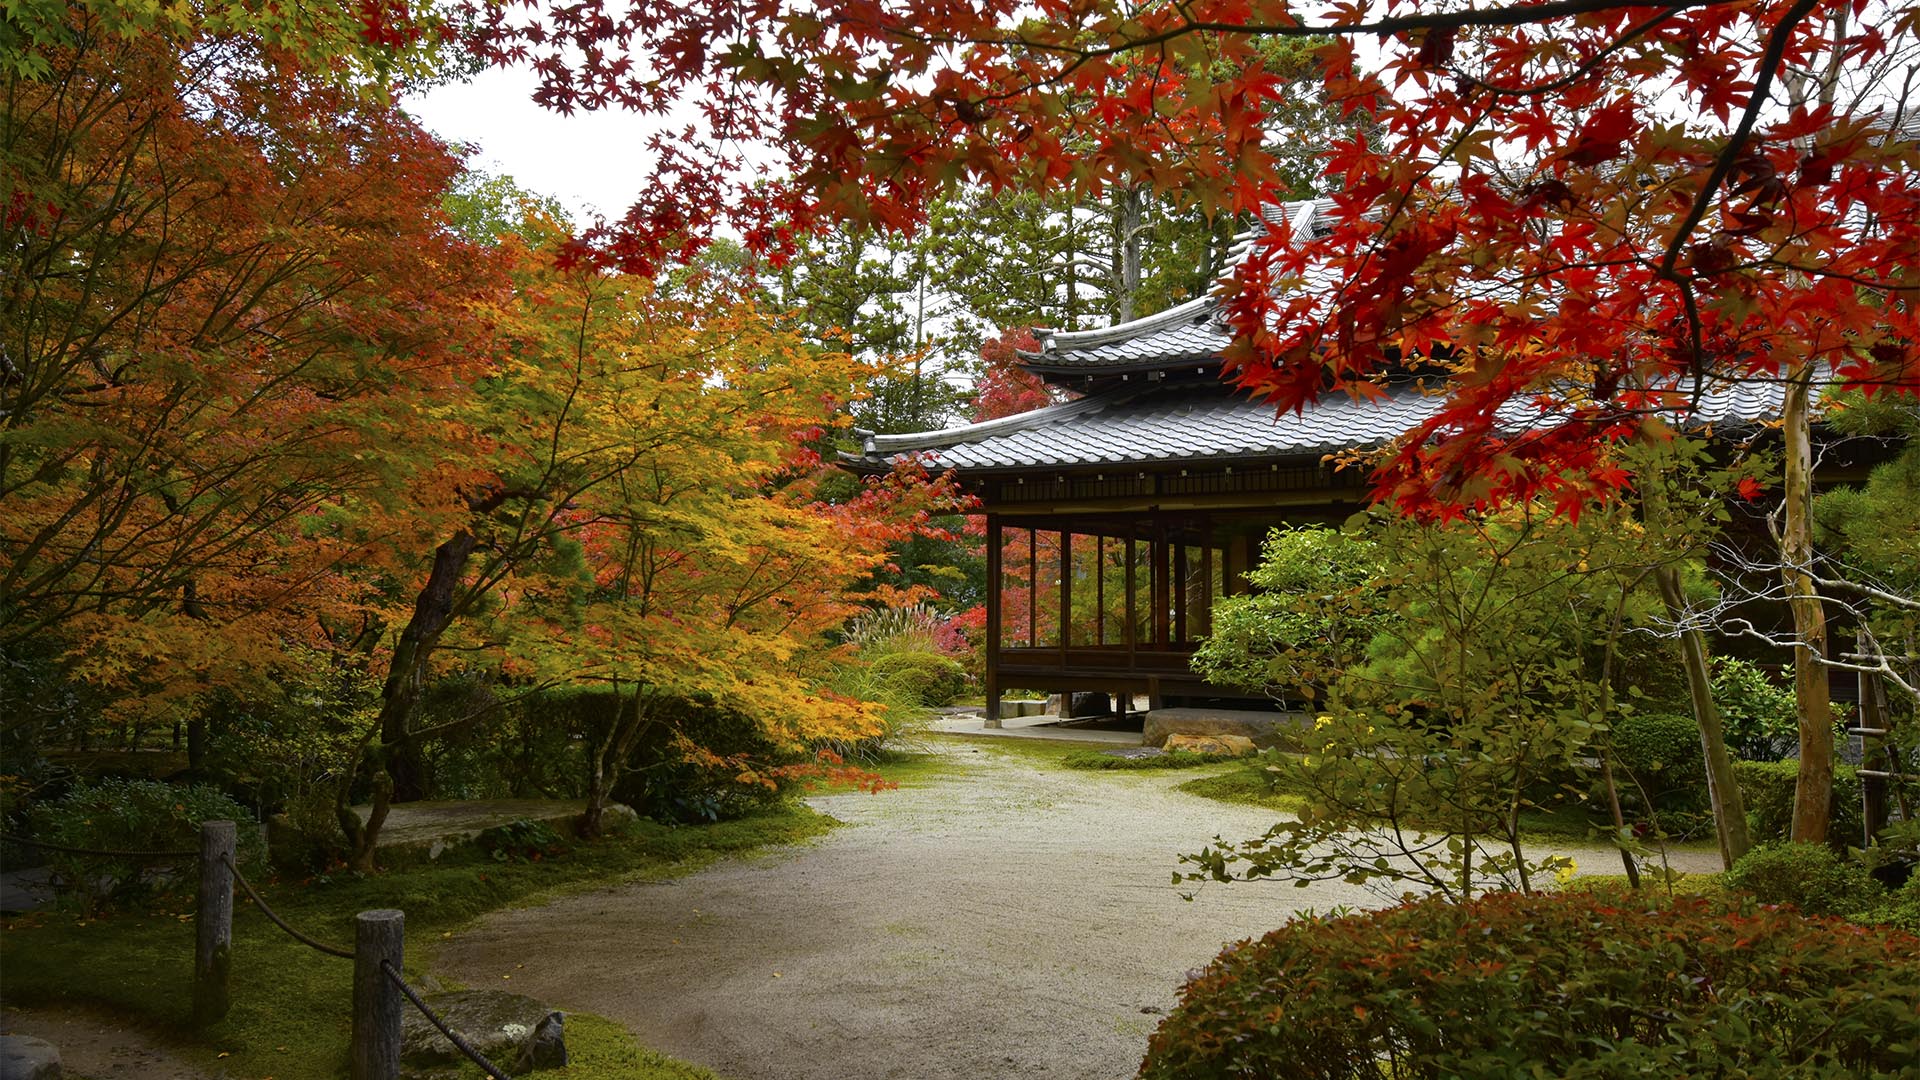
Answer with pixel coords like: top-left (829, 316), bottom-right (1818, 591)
top-left (855, 378), bottom-right (1796, 474)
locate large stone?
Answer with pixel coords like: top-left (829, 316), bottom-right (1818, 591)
top-left (0, 1035), bottom-right (62, 1080)
top-left (399, 989), bottom-right (564, 1074)
top-left (341, 799), bottom-right (639, 863)
top-left (1164, 733), bottom-right (1257, 757)
top-left (1066, 692), bottom-right (1112, 718)
top-left (1144, 707), bottom-right (1304, 750)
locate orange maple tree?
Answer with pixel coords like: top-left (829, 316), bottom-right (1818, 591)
top-left (0, 8), bottom-right (500, 748)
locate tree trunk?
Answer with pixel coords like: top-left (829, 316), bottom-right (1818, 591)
top-left (1780, 360), bottom-right (1834, 844)
top-left (1654, 566), bottom-right (1752, 868)
top-left (346, 530), bottom-right (479, 868)
top-left (1110, 184), bottom-right (1144, 324)
top-left (186, 716), bottom-right (209, 770)
top-left (582, 687), bottom-right (652, 838)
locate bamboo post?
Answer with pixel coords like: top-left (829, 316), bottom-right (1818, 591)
top-left (1859, 631), bottom-right (1892, 844)
top-left (193, 820), bottom-right (235, 1025)
top-left (353, 909), bottom-right (405, 1080)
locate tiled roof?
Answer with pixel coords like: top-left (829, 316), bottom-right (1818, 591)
top-left (1029, 303), bottom-right (1233, 372)
top-left (853, 377), bottom-right (1796, 475)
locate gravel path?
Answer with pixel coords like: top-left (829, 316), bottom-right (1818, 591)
top-left (436, 739), bottom-right (1717, 1080)
top-left (1, 1006), bottom-right (215, 1080)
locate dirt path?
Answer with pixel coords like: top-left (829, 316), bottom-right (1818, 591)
top-left (436, 740), bottom-right (1717, 1080)
top-left (1, 1006), bottom-right (215, 1080)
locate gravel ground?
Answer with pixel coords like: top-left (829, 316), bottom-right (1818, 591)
top-left (437, 740), bottom-right (1719, 1080)
top-left (1, 1006), bottom-right (214, 1080)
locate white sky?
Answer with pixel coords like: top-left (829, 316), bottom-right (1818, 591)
top-left (405, 66), bottom-right (666, 225)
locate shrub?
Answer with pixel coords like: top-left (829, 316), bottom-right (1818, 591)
top-left (610, 693), bottom-right (796, 825)
top-left (1871, 872), bottom-right (1920, 932)
top-left (868, 652), bottom-right (967, 707)
top-left (1723, 841), bottom-right (1886, 918)
top-left (1140, 891), bottom-right (1920, 1080)
top-left (28, 778), bottom-right (263, 912)
top-left (1733, 759), bottom-right (1865, 848)
top-left (1710, 657), bottom-right (1799, 760)
top-left (474, 818), bottom-right (567, 862)
top-left (1608, 710), bottom-right (1704, 790)
top-left (1603, 710), bottom-right (1711, 836)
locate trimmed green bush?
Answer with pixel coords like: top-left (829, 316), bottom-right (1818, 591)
top-left (1604, 710), bottom-right (1711, 836)
top-left (1710, 657), bottom-right (1798, 760)
top-left (1724, 841), bottom-right (1886, 918)
top-left (27, 778), bottom-right (263, 912)
top-left (1872, 872), bottom-right (1920, 932)
top-left (1609, 710), bottom-right (1704, 790)
top-left (868, 652), bottom-right (967, 707)
top-left (1141, 891), bottom-right (1920, 1080)
top-left (1733, 759), bottom-right (1865, 848)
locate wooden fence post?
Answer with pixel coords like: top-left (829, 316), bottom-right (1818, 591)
top-left (193, 819), bottom-right (236, 1026)
top-left (353, 909), bottom-right (405, 1080)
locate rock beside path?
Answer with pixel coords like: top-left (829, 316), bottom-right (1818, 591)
top-left (1144, 707), bottom-right (1304, 749)
top-left (0, 1035), bottom-right (61, 1080)
top-left (399, 989), bottom-right (565, 1076)
top-left (1164, 733), bottom-right (1258, 756)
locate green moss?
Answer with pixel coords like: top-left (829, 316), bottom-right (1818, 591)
top-left (1, 804), bottom-right (831, 1080)
top-left (421, 1014), bottom-right (719, 1080)
top-left (1177, 765), bottom-right (1310, 814)
top-left (856, 750), bottom-right (956, 787)
top-left (940, 734), bottom-right (1089, 765)
top-left (550, 1014), bottom-right (722, 1079)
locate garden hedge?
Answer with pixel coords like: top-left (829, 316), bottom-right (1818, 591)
top-left (868, 651), bottom-right (967, 707)
top-left (1724, 841), bottom-right (1888, 918)
top-left (1140, 891), bottom-right (1920, 1079)
top-left (1733, 759), bottom-right (1865, 848)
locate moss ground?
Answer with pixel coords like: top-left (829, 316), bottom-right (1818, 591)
top-left (1175, 764), bottom-right (1312, 814)
top-left (0, 805), bottom-right (833, 1080)
top-left (829, 747), bottom-right (957, 788)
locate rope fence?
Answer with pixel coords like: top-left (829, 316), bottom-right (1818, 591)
top-left (7, 820), bottom-right (519, 1080)
top-left (0, 831), bottom-right (198, 860)
top-left (383, 959), bottom-right (514, 1080)
top-left (222, 853), bottom-right (353, 959)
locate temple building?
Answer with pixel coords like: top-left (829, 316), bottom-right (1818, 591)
top-left (843, 199), bottom-right (1862, 729)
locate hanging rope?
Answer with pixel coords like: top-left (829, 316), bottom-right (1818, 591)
top-left (222, 854), bottom-right (353, 959)
top-left (382, 960), bottom-right (515, 1080)
top-left (0, 832), bottom-right (197, 859)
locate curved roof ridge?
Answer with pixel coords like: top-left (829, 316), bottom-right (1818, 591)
top-left (1038, 293), bottom-right (1218, 353)
top-left (861, 393), bottom-right (1115, 454)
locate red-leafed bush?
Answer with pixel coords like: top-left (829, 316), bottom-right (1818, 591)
top-left (1140, 891), bottom-right (1920, 1080)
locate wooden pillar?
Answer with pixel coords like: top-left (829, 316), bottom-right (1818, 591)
top-left (1059, 531), bottom-right (1072, 667)
top-left (1124, 535), bottom-right (1138, 658)
top-left (1173, 542), bottom-right (1188, 643)
top-left (352, 909), bottom-right (405, 1080)
top-left (1095, 535), bottom-right (1105, 647)
top-left (1027, 528), bottom-right (1038, 649)
top-left (985, 516), bottom-right (1003, 728)
top-left (1196, 544), bottom-right (1214, 638)
top-left (1151, 528), bottom-right (1170, 647)
top-left (193, 820), bottom-right (235, 1026)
